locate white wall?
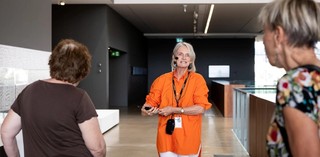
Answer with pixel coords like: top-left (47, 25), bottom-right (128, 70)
top-left (0, 44), bottom-right (50, 112)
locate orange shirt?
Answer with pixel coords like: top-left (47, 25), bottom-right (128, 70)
top-left (146, 71), bottom-right (212, 155)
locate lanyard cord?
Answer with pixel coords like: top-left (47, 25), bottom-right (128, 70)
top-left (172, 72), bottom-right (190, 107)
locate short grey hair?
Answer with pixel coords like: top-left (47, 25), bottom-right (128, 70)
top-left (258, 0), bottom-right (320, 48)
top-left (171, 42), bottom-right (196, 72)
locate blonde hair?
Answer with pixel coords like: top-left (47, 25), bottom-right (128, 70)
top-left (171, 42), bottom-right (196, 72)
top-left (258, 0), bottom-right (320, 48)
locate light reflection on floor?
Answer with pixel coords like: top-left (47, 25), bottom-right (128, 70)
top-left (103, 105), bottom-right (249, 157)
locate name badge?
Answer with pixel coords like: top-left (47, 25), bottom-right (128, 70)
top-left (174, 117), bottom-right (182, 128)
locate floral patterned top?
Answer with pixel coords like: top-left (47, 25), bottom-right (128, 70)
top-left (266, 65), bottom-right (320, 157)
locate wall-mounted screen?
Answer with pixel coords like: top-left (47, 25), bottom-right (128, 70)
top-left (208, 65), bottom-right (230, 78)
top-left (132, 66), bottom-right (147, 75)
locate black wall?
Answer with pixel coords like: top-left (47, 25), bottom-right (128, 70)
top-left (52, 5), bottom-right (148, 108)
top-left (106, 6), bottom-right (148, 107)
top-left (147, 38), bottom-right (255, 89)
top-left (52, 5), bottom-right (109, 109)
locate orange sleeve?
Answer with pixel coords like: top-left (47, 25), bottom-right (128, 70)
top-left (145, 75), bottom-right (164, 107)
top-left (193, 73), bottom-right (212, 110)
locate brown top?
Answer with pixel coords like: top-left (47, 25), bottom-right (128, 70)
top-left (12, 80), bottom-right (98, 157)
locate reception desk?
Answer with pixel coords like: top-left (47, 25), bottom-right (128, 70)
top-left (233, 87), bottom-right (276, 157)
top-left (211, 80), bottom-right (245, 117)
top-left (249, 94), bottom-right (275, 157)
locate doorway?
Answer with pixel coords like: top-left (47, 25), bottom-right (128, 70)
top-left (108, 47), bottom-right (128, 108)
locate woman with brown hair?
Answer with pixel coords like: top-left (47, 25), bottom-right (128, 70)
top-left (1, 39), bottom-right (106, 157)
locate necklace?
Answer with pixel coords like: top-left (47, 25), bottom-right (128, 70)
top-left (172, 72), bottom-right (190, 106)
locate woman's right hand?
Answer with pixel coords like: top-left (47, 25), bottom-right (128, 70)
top-left (141, 104), bottom-right (159, 116)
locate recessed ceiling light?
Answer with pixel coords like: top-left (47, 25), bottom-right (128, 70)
top-left (204, 4), bottom-right (215, 34)
top-left (59, 0), bottom-right (65, 6)
top-left (183, 5), bottom-right (187, 13)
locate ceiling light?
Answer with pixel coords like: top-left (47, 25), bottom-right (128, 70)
top-left (193, 11), bottom-right (198, 19)
top-left (183, 5), bottom-right (187, 13)
top-left (193, 11), bottom-right (198, 33)
top-left (59, 0), bottom-right (66, 6)
top-left (204, 4), bottom-right (215, 34)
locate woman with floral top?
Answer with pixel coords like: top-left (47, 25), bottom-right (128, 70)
top-left (258, 0), bottom-right (320, 156)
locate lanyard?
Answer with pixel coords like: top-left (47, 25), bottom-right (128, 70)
top-left (172, 72), bottom-right (190, 107)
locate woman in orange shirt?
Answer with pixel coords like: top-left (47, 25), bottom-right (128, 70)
top-left (141, 42), bottom-right (212, 157)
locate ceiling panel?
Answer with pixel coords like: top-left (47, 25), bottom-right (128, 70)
top-left (108, 3), bottom-right (264, 38)
top-left (52, 0), bottom-right (269, 38)
top-left (209, 4), bottom-right (263, 33)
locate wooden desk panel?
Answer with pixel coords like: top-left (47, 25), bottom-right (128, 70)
top-left (211, 81), bottom-right (245, 117)
top-left (248, 95), bottom-right (275, 157)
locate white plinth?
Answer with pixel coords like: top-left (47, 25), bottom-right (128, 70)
top-left (96, 109), bottom-right (120, 133)
top-left (0, 109), bottom-right (120, 157)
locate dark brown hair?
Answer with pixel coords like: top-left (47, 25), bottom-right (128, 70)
top-left (49, 39), bottom-right (92, 83)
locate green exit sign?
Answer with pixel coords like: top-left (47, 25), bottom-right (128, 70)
top-left (176, 38), bottom-right (183, 43)
top-left (111, 51), bottom-right (120, 57)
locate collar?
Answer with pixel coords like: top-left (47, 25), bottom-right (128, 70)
top-left (173, 70), bottom-right (190, 80)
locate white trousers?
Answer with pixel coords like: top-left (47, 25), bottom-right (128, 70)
top-left (159, 145), bottom-right (201, 157)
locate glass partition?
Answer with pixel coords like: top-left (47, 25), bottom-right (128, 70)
top-left (233, 87), bottom-right (276, 152)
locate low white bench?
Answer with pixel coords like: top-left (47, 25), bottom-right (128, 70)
top-left (0, 109), bottom-right (120, 156)
top-left (97, 109), bottom-right (120, 133)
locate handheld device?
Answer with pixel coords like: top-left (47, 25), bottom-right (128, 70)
top-left (144, 106), bottom-right (152, 110)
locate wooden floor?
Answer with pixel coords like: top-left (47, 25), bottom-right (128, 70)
top-left (103, 105), bottom-right (250, 157)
